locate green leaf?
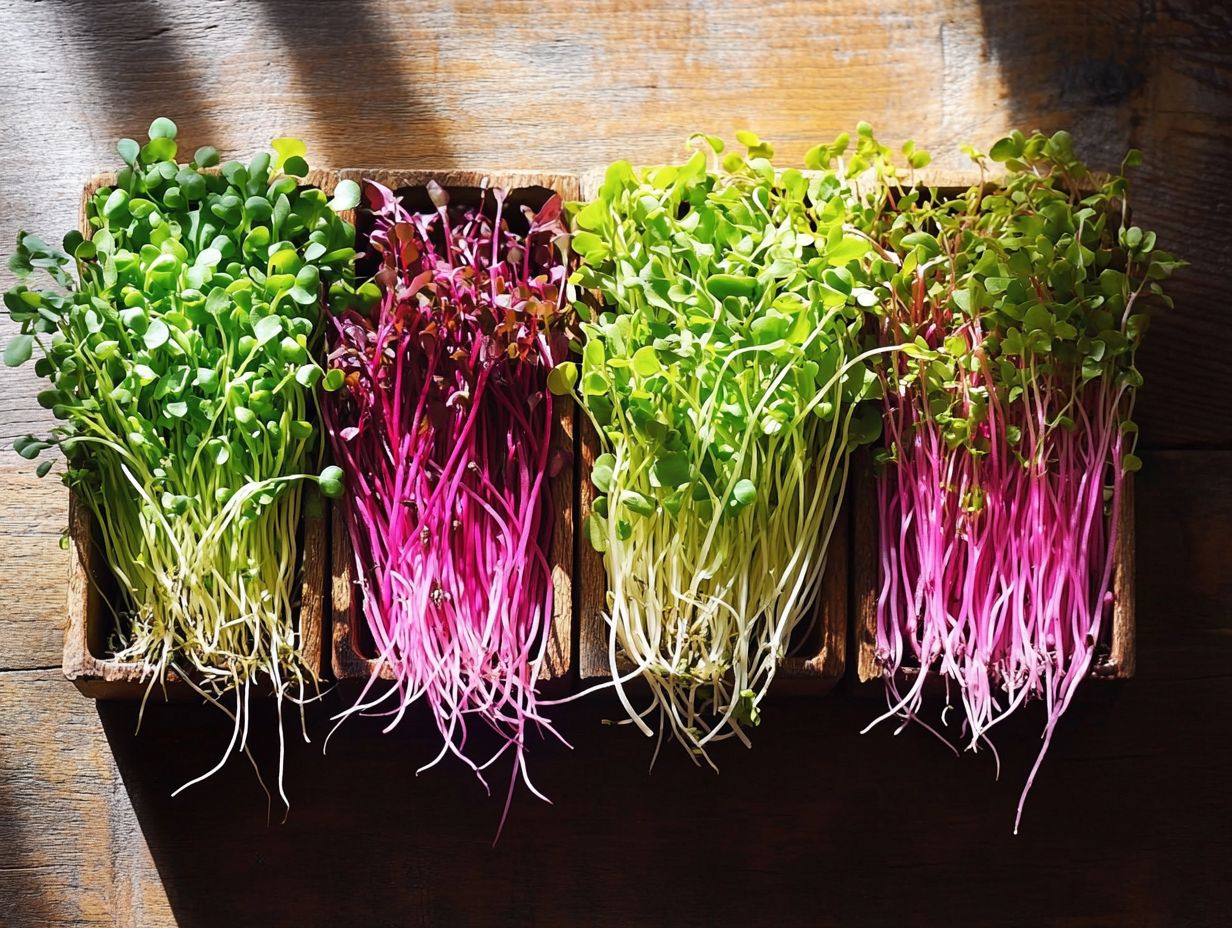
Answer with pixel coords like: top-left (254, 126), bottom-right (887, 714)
top-left (117, 138), bottom-right (140, 166)
top-left (282, 155), bottom-right (310, 178)
top-left (1122, 453), bottom-right (1143, 473)
top-left (585, 512), bottom-right (608, 552)
top-left (148, 117), bottom-right (177, 140)
top-left (826, 235), bottom-right (869, 265)
top-left (729, 478), bottom-right (757, 510)
top-left (1023, 303), bottom-right (1051, 333)
top-left (989, 135), bottom-right (1022, 162)
top-left (570, 231), bottom-right (604, 258)
top-left (253, 314), bottom-right (282, 345)
top-left (329, 180), bottom-right (361, 212)
top-left (620, 490), bottom-right (655, 516)
top-left (547, 361), bottom-right (578, 396)
top-left (318, 464), bottom-right (344, 498)
top-left (849, 406), bottom-right (883, 446)
top-left (822, 267), bottom-right (853, 295)
top-left (103, 188), bottom-right (129, 218)
top-left (270, 137), bottom-right (308, 173)
top-left (4, 334), bottom-right (33, 367)
top-left (143, 318), bottom-right (170, 350)
top-left (209, 438), bottom-right (230, 465)
top-left (591, 452), bottom-right (615, 494)
top-left (14, 435), bottom-right (51, 459)
top-left (296, 363), bottom-right (323, 387)
top-left (141, 136), bottom-right (177, 165)
top-left (651, 451), bottom-right (691, 488)
top-left (290, 265), bottom-right (321, 304)
top-left (631, 345), bottom-right (660, 377)
top-left (194, 145), bottom-right (220, 168)
top-left (900, 231), bottom-right (940, 256)
top-left (706, 274), bottom-right (757, 300)
top-left (322, 368), bottom-right (345, 391)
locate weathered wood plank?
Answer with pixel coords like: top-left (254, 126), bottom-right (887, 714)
top-left (0, 1), bottom-right (1228, 924)
top-left (0, 470), bottom-right (69, 670)
top-left (975, 0), bottom-right (1232, 449)
top-left (0, 670), bottom-right (174, 928)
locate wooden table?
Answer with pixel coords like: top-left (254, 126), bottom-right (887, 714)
top-left (0, 2), bottom-right (1228, 925)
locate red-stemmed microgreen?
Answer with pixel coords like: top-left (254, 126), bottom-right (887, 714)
top-left (859, 130), bottom-right (1182, 830)
top-left (324, 178), bottom-right (573, 831)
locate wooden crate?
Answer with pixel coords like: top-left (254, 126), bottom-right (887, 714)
top-left (61, 171), bottom-right (334, 698)
top-left (573, 169), bottom-right (847, 691)
top-left (63, 488), bottom-right (328, 700)
top-left (329, 168), bottom-right (580, 688)
top-left (851, 460), bottom-right (1136, 686)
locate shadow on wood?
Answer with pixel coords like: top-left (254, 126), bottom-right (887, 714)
top-left (252, 0), bottom-right (454, 167)
top-left (61, 0), bottom-right (222, 150)
top-left (86, 453), bottom-right (1232, 927)
top-left (974, 0), bottom-right (1232, 449)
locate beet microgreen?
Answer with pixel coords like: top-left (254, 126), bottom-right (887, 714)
top-left (567, 133), bottom-right (885, 762)
top-left (324, 179), bottom-right (573, 826)
top-left (859, 130), bottom-right (1181, 830)
top-left (3, 118), bottom-right (358, 809)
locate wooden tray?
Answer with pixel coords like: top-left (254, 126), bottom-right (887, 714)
top-left (851, 461), bottom-right (1136, 686)
top-left (572, 168), bottom-right (847, 692)
top-left (328, 168), bottom-right (580, 689)
top-left (63, 487), bottom-right (328, 700)
top-left (575, 414), bottom-right (849, 692)
top-left (61, 170), bottom-right (334, 699)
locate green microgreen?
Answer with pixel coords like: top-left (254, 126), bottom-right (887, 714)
top-left (568, 132), bottom-right (888, 761)
top-left (3, 117), bottom-right (358, 809)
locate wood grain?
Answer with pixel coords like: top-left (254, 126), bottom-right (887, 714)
top-left (328, 168), bottom-right (579, 684)
top-left (0, 671), bottom-right (174, 928)
top-left (2, 0), bottom-right (1226, 452)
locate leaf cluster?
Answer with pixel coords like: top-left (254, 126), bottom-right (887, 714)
top-left (4, 118), bottom-right (359, 504)
top-left (567, 133), bottom-right (883, 542)
top-left (865, 129), bottom-right (1180, 457)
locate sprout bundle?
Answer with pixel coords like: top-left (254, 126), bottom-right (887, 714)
top-left (569, 135), bottom-right (883, 760)
top-left (863, 131), bottom-right (1180, 829)
top-left (325, 179), bottom-right (572, 812)
top-left (3, 120), bottom-right (358, 805)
